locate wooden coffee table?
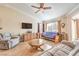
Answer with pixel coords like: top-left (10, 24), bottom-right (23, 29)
top-left (29, 39), bottom-right (44, 51)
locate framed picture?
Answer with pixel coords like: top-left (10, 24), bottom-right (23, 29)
top-left (61, 23), bottom-right (65, 28)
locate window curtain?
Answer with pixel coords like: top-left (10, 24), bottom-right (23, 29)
top-left (47, 22), bottom-right (58, 32)
top-left (42, 21), bottom-right (45, 32)
top-left (37, 23), bottom-right (40, 33)
top-left (57, 20), bottom-right (61, 33)
top-left (76, 20), bottom-right (79, 38)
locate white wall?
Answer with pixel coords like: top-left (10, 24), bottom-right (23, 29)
top-left (0, 6), bottom-right (38, 35)
top-left (60, 16), bottom-right (72, 41)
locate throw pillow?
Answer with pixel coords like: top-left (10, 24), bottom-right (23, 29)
top-left (61, 41), bottom-right (75, 48)
top-left (69, 46), bottom-right (79, 56)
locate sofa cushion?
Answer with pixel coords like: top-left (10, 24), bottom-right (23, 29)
top-left (54, 50), bottom-right (68, 56)
top-left (50, 43), bottom-right (72, 56)
top-left (3, 32), bottom-right (11, 40)
top-left (61, 41), bottom-right (75, 48)
top-left (42, 32), bottom-right (57, 41)
top-left (41, 51), bottom-right (54, 56)
top-left (69, 46), bottom-right (79, 56)
top-left (41, 43), bottom-right (73, 56)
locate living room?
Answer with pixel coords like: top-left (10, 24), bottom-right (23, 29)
top-left (0, 3), bottom-right (79, 56)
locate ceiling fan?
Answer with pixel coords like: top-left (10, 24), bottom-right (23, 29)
top-left (31, 3), bottom-right (52, 13)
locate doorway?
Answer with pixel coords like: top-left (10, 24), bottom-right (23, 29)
top-left (71, 19), bottom-right (77, 41)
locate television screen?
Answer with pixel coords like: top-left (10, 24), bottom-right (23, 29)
top-left (22, 23), bottom-right (32, 29)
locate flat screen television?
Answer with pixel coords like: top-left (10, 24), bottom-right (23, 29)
top-left (22, 23), bottom-right (32, 29)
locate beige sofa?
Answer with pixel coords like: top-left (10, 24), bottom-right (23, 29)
top-left (41, 41), bottom-right (79, 56)
top-left (0, 33), bottom-right (20, 49)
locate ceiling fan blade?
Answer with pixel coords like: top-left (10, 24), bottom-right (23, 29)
top-left (31, 5), bottom-right (40, 9)
top-left (35, 10), bottom-right (40, 13)
top-left (43, 7), bottom-right (52, 9)
top-left (40, 3), bottom-right (44, 8)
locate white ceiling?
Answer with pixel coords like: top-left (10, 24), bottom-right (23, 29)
top-left (1, 3), bottom-right (79, 21)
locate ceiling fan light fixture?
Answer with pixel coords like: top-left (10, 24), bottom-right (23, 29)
top-left (31, 3), bottom-right (52, 13)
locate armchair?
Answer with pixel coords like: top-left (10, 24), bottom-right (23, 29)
top-left (0, 32), bottom-right (20, 49)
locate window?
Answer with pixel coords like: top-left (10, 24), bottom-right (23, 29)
top-left (47, 22), bottom-right (58, 32)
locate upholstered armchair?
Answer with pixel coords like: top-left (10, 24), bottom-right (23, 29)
top-left (0, 32), bottom-right (20, 49)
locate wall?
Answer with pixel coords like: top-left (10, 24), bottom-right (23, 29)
top-left (0, 18), bottom-right (1, 28)
top-left (0, 6), bottom-right (38, 35)
top-left (70, 6), bottom-right (79, 39)
top-left (42, 15), bottom-right (72, 41)
top-left (59, 17), bottom-right (67, 33)
top-left (61, 6), bottom-right (79, 41)
top-left (59, 16), bottom-right (72, 41)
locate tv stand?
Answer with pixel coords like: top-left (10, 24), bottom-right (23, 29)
top-left (24, 33), bottom-right (37, 41)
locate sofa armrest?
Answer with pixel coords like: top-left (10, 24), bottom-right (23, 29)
top-left (0, 40), bottom-right (9, 49)
top-left (9, 36), bottom-right (20, 48)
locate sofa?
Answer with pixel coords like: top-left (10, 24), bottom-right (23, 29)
top-left (40, 40), bottom-right (79, 56)
top-left (42, 32), bottom-right (57, 40)
top-left (0, 32), bottom-right (20, 49)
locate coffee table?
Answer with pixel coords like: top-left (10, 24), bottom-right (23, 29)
top-left (29, 39), bottom-right (44, 51)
